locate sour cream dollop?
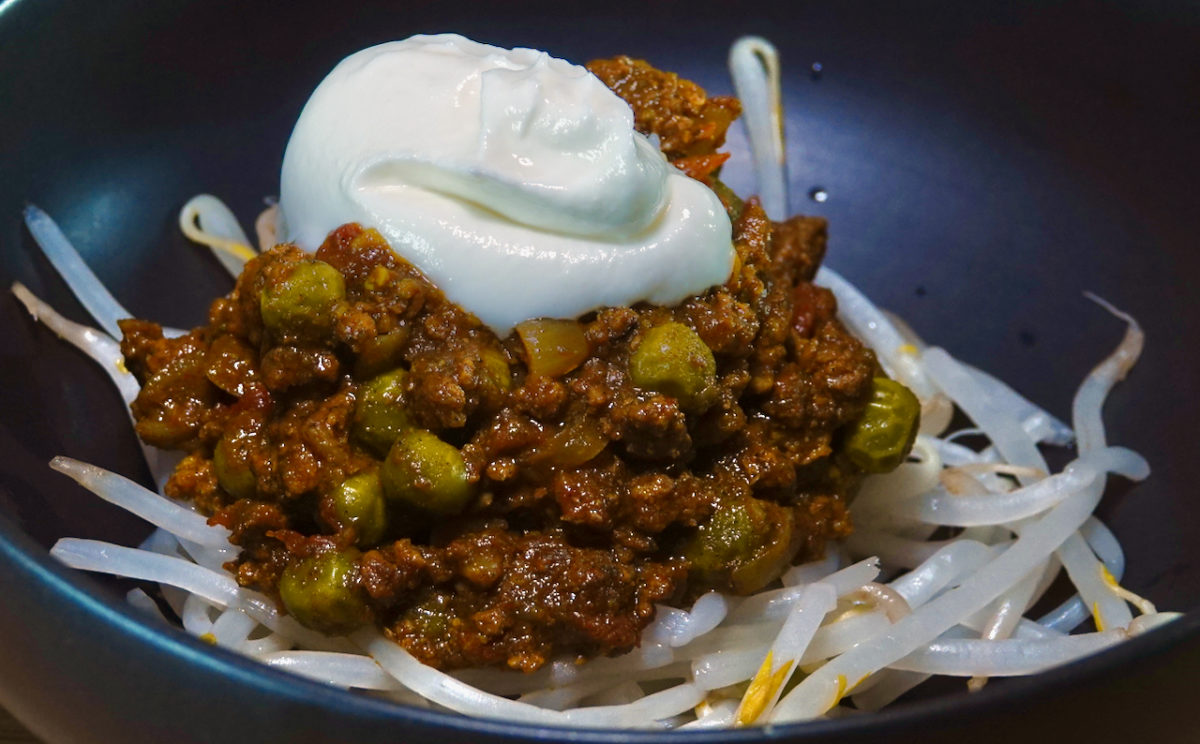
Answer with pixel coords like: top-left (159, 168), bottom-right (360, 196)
top-left (279, 34), bottom-right (734, 335)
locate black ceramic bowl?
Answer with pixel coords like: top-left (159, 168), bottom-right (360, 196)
top-left (2, 1), bottom-right (1198, 742)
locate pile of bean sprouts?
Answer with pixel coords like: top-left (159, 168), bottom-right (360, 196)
top-left (10, 37), bottom-right (1178, 731)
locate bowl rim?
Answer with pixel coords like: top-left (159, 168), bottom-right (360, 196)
top-left (3, 512), bottom-right (1198, 742)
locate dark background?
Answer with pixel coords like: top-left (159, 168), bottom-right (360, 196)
top-left (1, 1), bottom-right (1198, 742)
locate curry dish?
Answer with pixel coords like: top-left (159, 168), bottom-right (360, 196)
top-left (116, 57), bottom-right (917, 673)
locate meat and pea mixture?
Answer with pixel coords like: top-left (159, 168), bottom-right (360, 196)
top-left (118, 57), bottom-right (918, 673)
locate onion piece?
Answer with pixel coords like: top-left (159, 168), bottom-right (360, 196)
top-left (515, 318), bottom-right (589, 378)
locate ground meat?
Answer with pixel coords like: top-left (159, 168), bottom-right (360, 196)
top-left (119, 323), bottom-right (219, 450)
top-left (587, 56), bottom-right (741, 161)
top-left (118, 59), bottom-right (886, 672)
top-left (381, 531), bottom-right (686, 672)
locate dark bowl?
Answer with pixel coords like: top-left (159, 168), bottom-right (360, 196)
top-left (2, 1), bottom-right (1198, 742)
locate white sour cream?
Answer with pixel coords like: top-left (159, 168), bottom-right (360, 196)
top-left (279, 34), bottom-right (734, 335)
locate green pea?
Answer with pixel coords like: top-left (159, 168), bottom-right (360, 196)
top-left (332, 470), bottom-right (387, 546)
top-left (685, 497), bottom-right (798, 595)
top-left (843, 377), bottom-right (921, 473)
top-left (259, 260), bottom-right (345, 340)
top-left (629, 322), bottom-right (716, 410)
top-left (730, 510), bottom-right (797, 595)
top-left (277, 549), bottom-right (367, 634)
top-left (380, 429), bottom-right (474, 516)
top-left (686, 497), bottom-right (764, 577)
top-left (213, 432), bottom-right (255, 499)
top-left (353, 368), bottom-right (411, 456)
